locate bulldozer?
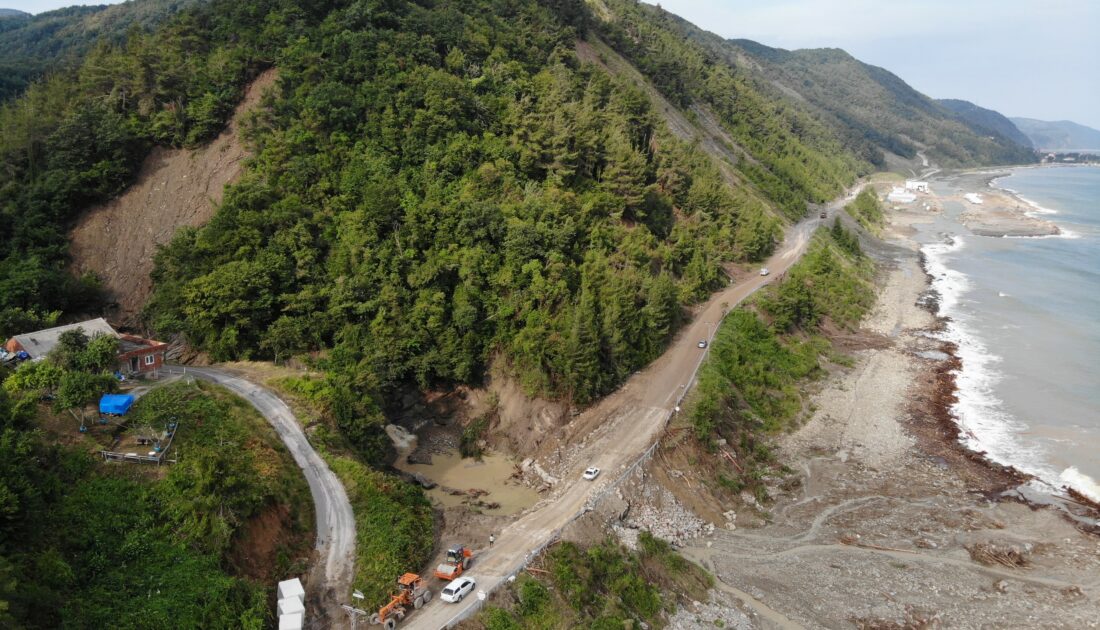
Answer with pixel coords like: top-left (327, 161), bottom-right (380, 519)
top-left (433, 544), bottom-right (474, 580)
top-left (371, 573), bottom-right (432, 629)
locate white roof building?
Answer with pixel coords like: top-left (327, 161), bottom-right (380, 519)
top-left (964, 193), bottom-right (983, 204)
top-left (6, 317), bottom-right (118, 359)
top-left (887, 187), bottom-right (917, 204)
top-left (905, 180), bottom-right (929, 193)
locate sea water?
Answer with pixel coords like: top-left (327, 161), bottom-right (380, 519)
top-left (923, 166), bottom-right (1100, 502)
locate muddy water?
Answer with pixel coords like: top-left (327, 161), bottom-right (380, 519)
top-left (396, 450), bottom-right (540, 515)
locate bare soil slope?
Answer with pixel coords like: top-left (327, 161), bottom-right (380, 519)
top-left (69, 68), bottom-right (278, 327)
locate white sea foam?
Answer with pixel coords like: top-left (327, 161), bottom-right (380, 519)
top-left (921, 237), bottom-right (1063, 490)
top-left (1059, 467), bottom-right (1100, 503)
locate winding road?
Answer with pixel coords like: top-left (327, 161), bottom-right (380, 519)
top-left (406, 189), bottom-right (861, 630)
top-left (163, 365), bottom-right (356, 624)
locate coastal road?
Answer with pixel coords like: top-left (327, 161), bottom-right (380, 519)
top-left (407, 189), bottom-right (859, 630)
top-left (164, 365), bottom-right (356, 625)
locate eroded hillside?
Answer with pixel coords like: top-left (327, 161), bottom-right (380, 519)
top-left (68, 68), bottom-right (277, 326)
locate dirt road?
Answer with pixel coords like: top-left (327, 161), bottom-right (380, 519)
top-left (164, 365), bottom-right (355, 624)
top-left (407, 191), bottom-right (857, 629)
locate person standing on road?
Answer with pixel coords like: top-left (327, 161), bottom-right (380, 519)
top-left (489, 533), bottom-right (495, 548)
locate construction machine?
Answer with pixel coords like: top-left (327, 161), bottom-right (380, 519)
top-left (433, 545), bottom-right (474, 580)
top-left (370, 573), bottom-right (432, 629)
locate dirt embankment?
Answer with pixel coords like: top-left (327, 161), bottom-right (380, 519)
top-left (69, 68), bottom-right (279, 328)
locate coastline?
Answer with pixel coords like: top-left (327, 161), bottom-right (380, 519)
top-left (681, 190), bottom-right (1100, 627)
top-left (920, 168), bottom-right (1100, 512)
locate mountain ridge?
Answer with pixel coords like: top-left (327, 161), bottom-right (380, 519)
top-left (1010, 117), bottom-right (1100, 151)
top-left (0, 0), bottom-right (207, 100)
top-left (937, 98), bottom-right (1033, 148)
top-left (716, 36), bottom-right (1035, 167)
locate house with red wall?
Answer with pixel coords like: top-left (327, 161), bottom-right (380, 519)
top-left (4, 318), bottom-right (167, 375)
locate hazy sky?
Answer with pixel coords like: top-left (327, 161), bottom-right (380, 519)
top-left (4, 0), bottom-right (111, 12)
top-left (6, 0), bottom-right (1098, 127)
top-left (651, 0), bottom-right (1100, 129)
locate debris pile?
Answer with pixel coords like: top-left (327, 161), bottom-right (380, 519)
top-left (613, 484), bottom-right (712, 548)
top-left (667, 594), bottom-right (753, 630)
top-left (965, 541), bottom-right (1032, 568)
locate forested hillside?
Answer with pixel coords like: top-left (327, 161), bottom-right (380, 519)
top-left (589, 0), bottom-right (865, 217)
top-left (0, 0), bottom-right (285, 338)
top-left (937, 98), bottom-right (1033, 149)
top-left (719, 39), bottom-right (1036, 167)
top-left (3, 0), bottom-right (977, 474)
top-left (138, 0), bottom-right (869, 460)
top-left (0, 1), bottom-right (207, 101)
top-left (0, 1), bottom-right (864, 622)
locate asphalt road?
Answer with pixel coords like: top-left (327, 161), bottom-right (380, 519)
top-left (164, 365), bottom-right (356, 624)
top-left (406, 190), bottom-right (860, 630)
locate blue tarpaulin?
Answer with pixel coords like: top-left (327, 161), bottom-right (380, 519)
top-left (99, 394), bottom-right (134, 415)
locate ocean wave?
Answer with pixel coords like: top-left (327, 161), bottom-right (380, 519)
top-left (922, 236), bottom-right (969, 312)
top-left (921, 237), bottom-right (1059, 491)
top-left (1017, 194), bottom-right (1059, 216)
top-left (1059, 467), bottom-right (1100, 503)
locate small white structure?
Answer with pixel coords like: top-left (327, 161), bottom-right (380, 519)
top-left (278, 612), bottom-right (304, 630)
top-left (887, 187), bottom-right (916, 204)
top-left (278, 597), bottom-right (305, 616)
top-left (905, 180), bottom-right (929, 193)
top-left (277, 578), bottom-right (306, 630)
top-left (964, 193), bottom-right (984, 204)
top-left (278, 578), bottom-right (305, 603)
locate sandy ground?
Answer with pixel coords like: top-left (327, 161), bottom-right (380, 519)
top-left (675, 204), bottom-right (1100, 628)
top-left (69, 69), bottom-right (278, 328)
top-left (943, 172), bottom-right (1060, 237)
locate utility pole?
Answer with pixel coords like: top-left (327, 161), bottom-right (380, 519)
top-left (342, 591), bottom-right (368, 630)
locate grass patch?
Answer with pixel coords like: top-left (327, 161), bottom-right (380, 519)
top-left (475, 533), bottom-right (712, 630)
top-left (688, 225), bottom-right (876, 501)
top-left (845, 188), bottom-right (886, 232)
top-left (326, 455), bottom-right (434, 609)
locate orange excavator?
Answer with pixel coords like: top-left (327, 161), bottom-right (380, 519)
top-left (433, 544), bottom-right (474, 580)
top-left (370, 573), bottom-right (432, 629)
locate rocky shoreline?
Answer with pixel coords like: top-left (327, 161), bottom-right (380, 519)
top-left (914, 231), bottom-right (1100, 532)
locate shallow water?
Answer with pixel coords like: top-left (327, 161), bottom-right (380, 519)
top-left (395, 450), bottom-right (541, 515)
top-left (918, 166), bottom-right (1100, 502)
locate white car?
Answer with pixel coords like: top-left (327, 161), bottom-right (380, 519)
top-left (697, 340), bottom-right (707, 349)
top-left (759, 267), bottom-right (770, 276)
top-left (583, 467), bottom-right (601, 480)
top-left (440, 576), bottom-right (476, 603)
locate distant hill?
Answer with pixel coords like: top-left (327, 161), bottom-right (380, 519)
top-left (0, 1), bottom-right (207, 101)
top-left (721, 39), bottom-right (1036, 168)
top-left (1010, 117), bottom-right (1100, 151)
top-left (937, 99), bottom-right (1033, 148)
